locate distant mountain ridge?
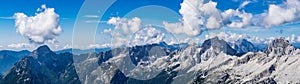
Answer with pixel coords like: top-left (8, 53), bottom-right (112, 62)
top-left (54, 48), bottom-right (111, 55)
top-left (1, 37), bottom-right (300, 83)
top-left (0, 50), bottom-right (30, 74)
top-left (232, 39), bottom-right (257, 53)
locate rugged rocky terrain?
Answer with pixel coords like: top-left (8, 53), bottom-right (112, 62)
top-left (1, 37), bottom-right (300, 84)
top-left (1, 45), bottom-right (80, 84)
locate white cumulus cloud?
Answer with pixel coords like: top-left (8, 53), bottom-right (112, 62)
top-left (163, 21), bottom-right (185, 34)
top-left (206, 16), bottom-right (221, 29)
top-left (263, 5), bottom-right (297, 27)
top-left (107, 17), bottom-right (141, 34)
top-left (130, 26), bottom-right (165, 46)
top-left (164, 0), bottom-right (300, 37)
top-left (163, 1), bottom-right (222, 36)
top-left (163, 0), bottom-right (255, 36)
top-left (14, 4), bottom-right (62, 44)
top-left (263, 0), bottom-right (300, 27)
top-left (106, 17), bottom-right (142, 47)
top-left (222, 9), bottom-right (253, 28)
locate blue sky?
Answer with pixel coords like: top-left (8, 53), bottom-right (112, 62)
top-left (0, 0), bottom-right (300, 51)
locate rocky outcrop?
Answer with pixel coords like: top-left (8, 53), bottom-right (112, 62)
top-left (1, 45), bottom-right (80, 84)
top-left (265, 37), bottom-right (296, 56)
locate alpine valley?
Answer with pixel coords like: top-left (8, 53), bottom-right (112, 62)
top-left (1, 37), bottom-right (300, 84)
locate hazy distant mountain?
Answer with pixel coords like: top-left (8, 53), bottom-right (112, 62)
top-left (254, 43), bottom-right (269, 51)
top-left (230, 39), bottom-right (258, 55)
top-left (0, 50), bottom-right (30, 74)
top-left (54, 48), bottom-right (111, 55)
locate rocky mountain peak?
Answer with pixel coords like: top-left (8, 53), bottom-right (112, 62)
top-left (36, 45), bottom-right (51, 52)
top-left (265, 37), bottom-right (296, 56)
top-left (30, 45), bottom-right (53, 58)
top-left (200, 37), bottom-right (237, 56)
top-left (1, 45), bottom-right (80, 84)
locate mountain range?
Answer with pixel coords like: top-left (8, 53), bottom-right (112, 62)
top-left (0, 50), bottom-right (30, 74)
top-left (1, 37), bottom-right (300, 84)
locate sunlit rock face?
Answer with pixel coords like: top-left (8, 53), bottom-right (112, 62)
top-left (265, 37), bottom-right (296, 56)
